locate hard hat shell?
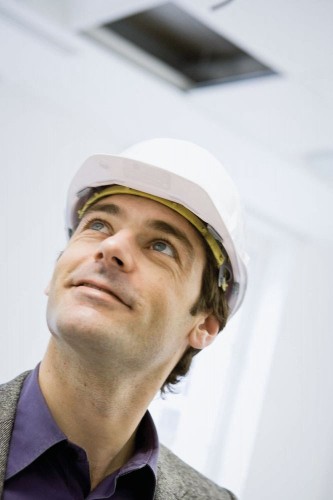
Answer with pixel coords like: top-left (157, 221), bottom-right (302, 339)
top-left (66, 138), bottom-right (248, 318)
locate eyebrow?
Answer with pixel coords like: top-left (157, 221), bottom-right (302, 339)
top-left (80, 202), bottom-right (194, 256)
top-left (80, 203), bottom-right (123, 219)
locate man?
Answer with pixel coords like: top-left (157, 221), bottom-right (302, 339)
top-left (0, 138), bottom-right (247, 499)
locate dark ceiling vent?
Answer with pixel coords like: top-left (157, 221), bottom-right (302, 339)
top-left (88, 2), bottom-right (275, 89)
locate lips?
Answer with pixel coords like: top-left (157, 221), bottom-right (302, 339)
top-left (74, 279), bottom-right (131, 308)
top-left (80, 282), bottom-right (110, 293)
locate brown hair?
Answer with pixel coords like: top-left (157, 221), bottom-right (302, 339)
top-left (161, 241), bottom-right (230, 394)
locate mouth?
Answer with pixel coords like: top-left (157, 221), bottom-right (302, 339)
top-left (75, 280), bottom-right (130, 308)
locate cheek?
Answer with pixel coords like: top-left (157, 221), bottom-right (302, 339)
top-left (52, 245), bottom-right (83, 279)
top-left (45, 253), bottom-right (75, 303)
top-left (145, 279), bottom-right (192, 327)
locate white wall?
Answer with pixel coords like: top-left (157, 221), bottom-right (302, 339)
top-left (242, 240), bottom-right (333, 500)
top-left (1, 2), bottom-right (333, 499)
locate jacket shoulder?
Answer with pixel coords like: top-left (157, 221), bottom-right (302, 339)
top-left (156, 444), bottom-right (236, 500)
top-left (0, 371), bottom-right (31, 495)
top-left (0, 371), bottom-right (30, 421)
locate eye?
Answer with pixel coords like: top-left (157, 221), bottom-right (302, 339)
top-left (151, 241), bottom-right (176, 257)
top-left (84, 219), bottom-right (109, 233)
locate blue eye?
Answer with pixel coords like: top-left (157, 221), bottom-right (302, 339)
top-left (152, 241), bottom-right (175, 257)
top-left (90, 220), bottom-right (106, 232)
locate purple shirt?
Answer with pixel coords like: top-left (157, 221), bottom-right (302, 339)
top-left (4, 366), bottom-right (159, 499)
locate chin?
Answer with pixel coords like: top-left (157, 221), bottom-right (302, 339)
top-left (48, 303), bottom-right (105, 339)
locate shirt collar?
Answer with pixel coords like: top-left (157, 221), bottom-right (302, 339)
top-left (5, 365), bottom-right (66, 479)
top-left (5, 364), bottom-right (159, 481)
top-left (120, 409), bottom-right (159, 477)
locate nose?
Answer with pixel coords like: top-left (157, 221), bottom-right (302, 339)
top-left (94, 229), bottom-right (136, 272)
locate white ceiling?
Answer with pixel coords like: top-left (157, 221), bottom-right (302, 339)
top-left (21, 0), bottom-right (333, 184)
top-left (1, 0), bottom-right (332, 242)
top-left (186, 0), bottom-right (333, 173)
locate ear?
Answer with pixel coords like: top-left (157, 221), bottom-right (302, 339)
top-left (188, 313), bottom-right (220, 350)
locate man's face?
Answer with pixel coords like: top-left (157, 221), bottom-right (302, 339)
top-left (46, 194), bottom-right (209, 379)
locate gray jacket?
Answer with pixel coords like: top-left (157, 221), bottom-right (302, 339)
top-left (0, 373), bottom-right (236, 499)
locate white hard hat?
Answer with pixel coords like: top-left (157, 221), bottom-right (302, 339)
top-left (66, 138), bottom-right (248, 318)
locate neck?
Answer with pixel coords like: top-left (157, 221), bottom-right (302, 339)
top-left (39, 338), bottom-right (162, 489)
